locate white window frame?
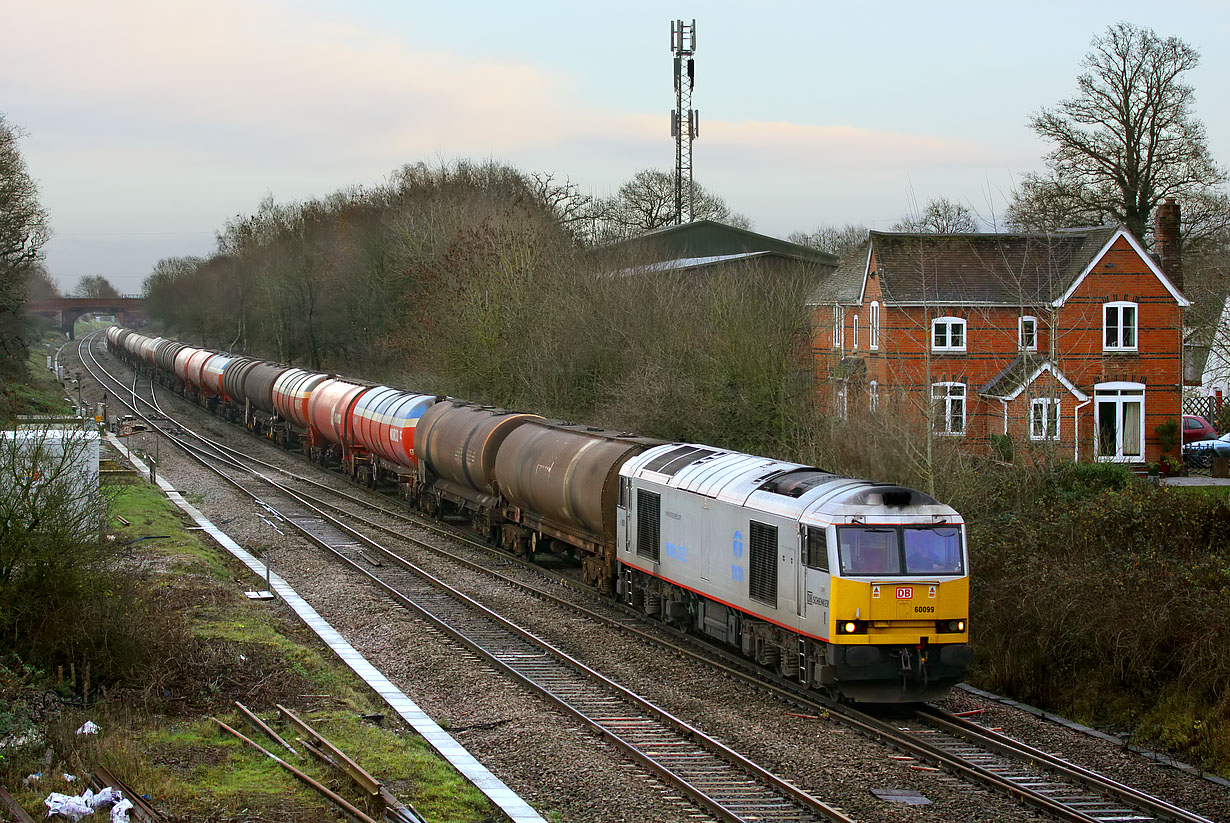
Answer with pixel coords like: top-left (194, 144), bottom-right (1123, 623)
top-left (853, 314), bottom-right (859, 351)
top-left (869, 301), bottom-right (880, 350)
top-left (1094, 382), bottom-right (1145, 461)
top-left (1029, 397), bottom-right (1060, 441)
top-left (931, 316), bottom-right (967, 352)
top-left (833, 304), bottom-right (844, 350)
top-left (869, 380), bottom-right (879, 412)
top-left (1103, 301), bottom-right (1138, 352)
top-left (836, 384), bottom-right (848, 420)
top-left (1019, 315), bottom-right (1038, 351)
top-left (931, 382), bottom-right (966, 436)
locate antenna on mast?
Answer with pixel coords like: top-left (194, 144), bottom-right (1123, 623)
top-left (670, 18), bottom-right (697, 225)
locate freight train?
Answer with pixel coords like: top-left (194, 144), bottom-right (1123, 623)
top-left (104, 326), bottom-right (972, 702)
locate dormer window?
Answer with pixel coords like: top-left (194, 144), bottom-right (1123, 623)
top-left (931, 316), bottom-right (966, 352)
top-left (1019, 316), bottom-right (1037, 351)
top-left (1104, 302), bottom-right (1137, 351)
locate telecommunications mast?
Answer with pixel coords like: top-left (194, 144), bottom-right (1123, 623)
top-left (670, 18), bottom-right (697, 225)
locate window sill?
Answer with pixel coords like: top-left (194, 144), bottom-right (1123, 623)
top-left (931, 349), bottom-right (968, 354)
top-left (1096, 455), bottom-right (1143, 463)
top-left (1102, 348), bottom-right (1139, 354)
top-left (933, 431), bottom-right (966, 437)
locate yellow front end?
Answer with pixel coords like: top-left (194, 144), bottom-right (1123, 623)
top-left (829, 576), bottom-right (969, 645)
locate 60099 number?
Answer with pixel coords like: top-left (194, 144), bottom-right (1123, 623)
top-left (914, 606), bottom-right (935, 614)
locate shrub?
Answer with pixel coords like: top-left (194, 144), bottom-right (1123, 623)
top-left (0, 429), bottom-right (182, 695)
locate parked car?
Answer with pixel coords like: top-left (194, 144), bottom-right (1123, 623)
top-left (1182, 414), bottom-right (1217, 443)
top-left (1183, 431), bottom-right (1230, 470)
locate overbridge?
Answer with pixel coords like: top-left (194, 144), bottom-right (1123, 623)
top-left (28, 297), bottom-right (145, 338)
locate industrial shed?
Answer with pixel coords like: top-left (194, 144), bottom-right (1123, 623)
top-left (591, 220), bottom-right (838, 278)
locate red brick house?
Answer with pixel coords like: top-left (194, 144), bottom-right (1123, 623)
top-left (808, 206), bottom-right (1190, 466)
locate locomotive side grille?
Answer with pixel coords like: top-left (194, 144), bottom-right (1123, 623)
top-left (636, 489), bottom-right (661, 563)
top-left (749, 520), bottom-right (778, 607)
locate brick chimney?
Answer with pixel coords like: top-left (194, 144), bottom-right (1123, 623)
top-left (1153, 197), bottom-right (1182, 291)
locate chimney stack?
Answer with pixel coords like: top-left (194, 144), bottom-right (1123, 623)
top-left (1154, 197), bottom-right (1182, 291)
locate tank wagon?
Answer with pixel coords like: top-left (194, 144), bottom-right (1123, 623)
top-left (350, 387), bottom-right (437, 488)
top-left (105, 327), bottom-right (972, 701)
top-left (493, 419), bottom-right (661, 590)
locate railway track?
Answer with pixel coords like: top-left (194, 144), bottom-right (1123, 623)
top-left (81, 333), bottom-right (854, 823)
top-left (81, 334), bottom-right (1220, 823)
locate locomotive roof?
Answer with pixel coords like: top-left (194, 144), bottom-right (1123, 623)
top-left (622, 443), bottom-right (961, 522)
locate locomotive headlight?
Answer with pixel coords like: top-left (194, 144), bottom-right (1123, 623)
top-left (843, 621), bottom-right (857, 634)
top-left (836, 620), bottom-right (866, 635)
top-left (936, 619), bottom-right (967, 633)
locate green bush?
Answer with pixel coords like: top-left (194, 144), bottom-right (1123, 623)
top-left (969, 480), bottom-right (1230, 774)
top-left (988, 433), bottom-right (1014, 463)
top-left (0, 430), bottom-right (182, 696)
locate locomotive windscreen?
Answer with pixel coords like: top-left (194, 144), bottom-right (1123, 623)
top-left (837, 526), bottom-right (964, 576)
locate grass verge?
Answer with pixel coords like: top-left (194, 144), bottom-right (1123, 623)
top-left (0, 472), bottom-right (497, 822)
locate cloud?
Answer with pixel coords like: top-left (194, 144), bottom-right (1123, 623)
top-left (4, 0), bottom-right (1036, 275)
top-left (3, 0), bottom-right (1015, 174)
top-left (2, 0), bottom-right (576, 161)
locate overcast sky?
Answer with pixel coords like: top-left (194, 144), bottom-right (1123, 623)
top-left (4, 0), bottom-right (1229, 295)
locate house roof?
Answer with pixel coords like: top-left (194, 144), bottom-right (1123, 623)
top-left (807, 241), bottom-right (869, 304)
top-left (807, 226), bottom-right (1122, 305)
top-left (870, 227), bottom-right (1118, 304)
top-left (979, 355), bottom-right (1089, 401)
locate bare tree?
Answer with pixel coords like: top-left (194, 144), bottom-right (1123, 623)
top-left (1008, 23), bottom-right (1226, 240)
top-left (0, 114), bottom-right (50, 380)
top-left (588, 169), bottom-right (751, 243)
top-left (73, 274), bottom-right (121, 298)
top-left (529, 172), bottom-right (595, 242)
top-left (894, 197), bottom-right (979, 233)
top-left (789, 224), bottom-right (869, 258)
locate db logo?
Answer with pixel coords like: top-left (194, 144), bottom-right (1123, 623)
top-left (895, 586), bottom-right (913, 600)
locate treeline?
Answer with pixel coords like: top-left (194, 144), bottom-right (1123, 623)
top-left (144, 160), bottom-right (808, 457)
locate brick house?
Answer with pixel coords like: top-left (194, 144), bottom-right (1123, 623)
top-left (807, 205), bottom-right (1190, 466)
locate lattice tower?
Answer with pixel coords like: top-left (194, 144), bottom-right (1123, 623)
top-left (670, 19), bottom-right (697, 225)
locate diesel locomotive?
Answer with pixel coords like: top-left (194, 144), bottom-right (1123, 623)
top-left (105, 326), bottom-right (972, 701)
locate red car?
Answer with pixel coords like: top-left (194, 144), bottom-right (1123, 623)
top-left (1183, 414), bottom-right (1217, 443)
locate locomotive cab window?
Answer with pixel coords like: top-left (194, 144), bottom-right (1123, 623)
top-left (804, 526), bottom-right (828, 571)
top-left (838, 527), bottom-right (900, 575)
top-left (903, 527), bottom-right (963, 574)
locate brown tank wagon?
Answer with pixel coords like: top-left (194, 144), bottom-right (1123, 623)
top-left (219, 357), bottom-right (258, 405)
top-left (414, 401), bottom-right (541, 518)
top-left (154, 339), bottom-right (188, 374)
top-left (493, 421), bottom-right (661, 590)
top-left (241, 362), bottom-right (291, 415)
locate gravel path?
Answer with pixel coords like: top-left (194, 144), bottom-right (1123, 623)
top-left (75, 339), bottom-right (1230, 823)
